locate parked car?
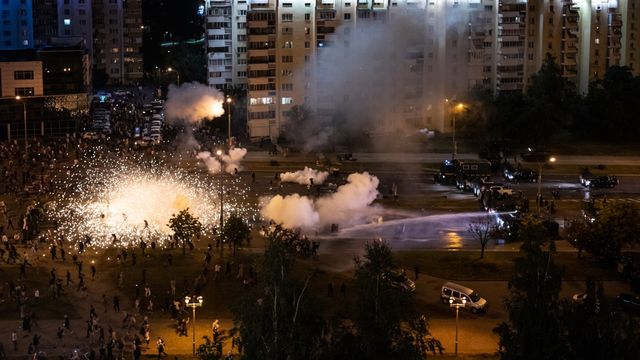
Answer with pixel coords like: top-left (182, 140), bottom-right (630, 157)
top-left (617, 293), bottom-right (640, 312)
top-left (384, 270), bottom-right (416, 293)
top-left (503, 167), bottom-right (538, 183)
top-left (441, 282), bottom-right (487, 313)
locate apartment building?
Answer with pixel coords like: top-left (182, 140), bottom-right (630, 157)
top-left (205, 0), bottom-right (640, 140)
top-left (92, 0), bottom-right (143, 85)
top-left (33, 0), bottom-right (58, 47)
top-left (205, 0), bottom-right (248, 89)
top-left (56, 0), bottom-right (93, 53)
top-left (0, 0), bottom-right (34, 50)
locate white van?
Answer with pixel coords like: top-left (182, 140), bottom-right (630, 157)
top-left (441, 282), bottom-right (488, 313)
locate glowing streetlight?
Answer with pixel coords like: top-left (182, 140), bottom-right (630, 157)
top-left (450, 296), bottom-right (467, 357)
top-left (447, 100), bottom-right (466, 159)
top-left (537, 156), bottom-right (556, 207)
top-left (167, 67), bottom-right (180, 86)
top-left (226, 96), bottom-right (232, 146)
top-left (15, 96), bottom-right (27, 152)
top-left (185, 295), bottom-right (203, 355)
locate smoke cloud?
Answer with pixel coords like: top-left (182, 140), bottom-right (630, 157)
top-left (197, 148), bottom-right (247, 174)
top-left (286, 8), bottom-right (465, 151)
top-left (260, 194), bottom-right (319, 230)
top-left (279, 167), bottom-right (329, 185)
top-left (261, 172), bottom-right (380, 230)
top-left (165, 82), bottom-right (225, 124)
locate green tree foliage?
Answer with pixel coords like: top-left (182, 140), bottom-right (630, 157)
top-left (592, 201), bottom-right (640, 259)
top-left (348, 240), bottom-right (442, 360)
top-left (495, 217), bottom-right (567, 360)
top-left (232, 227), bottom-right (324, 360)
top-left (222, 213), bottom-right (251, 257)
top-left (568, 201), bottom-right (640, 260)
top-left (563, 279), bottom-right (640, 359)
top-left (578, 66), bottom-right (640, 141)
top-left (167, 208), bottom-right (202, 255)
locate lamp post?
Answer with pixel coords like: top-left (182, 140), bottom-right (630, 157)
top-left (449, 296), bottom-right (466, 357)
top-left (537, 156), bottom-right (556, 207)
top-left (446, 99), bottom-right (465, 160)
top-left (216, 149), bottom-right (224, 252)
top-left (185, 295), bottom-right (203, 355)
top-left (15, 96), bottom-right (27, 153)
top-left (226, 96), bottom-right (232, 147)
top-left (167, 67), bottom-right (180, 86)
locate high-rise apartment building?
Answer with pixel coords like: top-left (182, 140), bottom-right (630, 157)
top-left (33, 0), bottom-right (58, 47)
top-left (205, 0), bottom-right (248, 89)
top-left (205, 0), bottom-right (640, 140)
top-left (0, 0), bottom-right (34, 50)
top-left (57, 0), bottom-right (93, 53)
top-left (92, 0), bottom-right (143, 85)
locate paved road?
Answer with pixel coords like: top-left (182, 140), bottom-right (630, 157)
top-left (245, 151), bottom-right (640, 166)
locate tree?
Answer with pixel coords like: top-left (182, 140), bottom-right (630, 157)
top-left (467, 216), bottom-right (495, 259)
top-left (350, 240), bottom-right (442, 359)
top-left (563, 278), bottom-right (640, 359)
top-left (222, 213), bottom-right (251, 257)
top-left (167, 208), bottom-right (202, 256)
top-left (592, 201), bottom-right (640, 260)
top-left (494, 217), bottom-right (567, 360)
top-left (232, 227), bottom-right (323, 360)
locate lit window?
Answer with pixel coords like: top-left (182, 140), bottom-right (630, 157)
top-left (64, 19), bottom-right (71, 26)
top-left (281, 97), bottom-right (293, 105)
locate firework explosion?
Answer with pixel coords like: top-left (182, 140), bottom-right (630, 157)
top-left (47, 151), bottom-right (256, 249)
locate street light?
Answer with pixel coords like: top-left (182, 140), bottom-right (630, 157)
top-left (167, 67), bottom-right (180, 86)
top-left (226, 96), bottom-right (232, 147)
top-left (446, 99), bottom-right (466, 160)
top-left (537, 156), bottom-right (556, 207)
top-left (216, 149), bottom-right (224, 253)
top-left (185, 295), bottom-right (203, 355)
top-left (15, 96), bottom-right (27, 153)
top-left (449, 296), bottom-right (467, 357)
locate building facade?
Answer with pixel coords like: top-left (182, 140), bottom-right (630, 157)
top-left (0, 0), bottom-right (34, 50)
top-left (33, 0), bottom-right (59, 47)
top-left (92, 0), bottom-right (143, 85)
top-left (204, 0), bottom-right (640, 140)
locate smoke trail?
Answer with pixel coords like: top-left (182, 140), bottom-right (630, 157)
top-left (197, 148), bottom-right (248, 175)
top-left (279, 167), bottom-right (329, 185)
top-left (260, 172), bottom-right (380, 230)
top-left (165, 82), bottom-right (225, 124)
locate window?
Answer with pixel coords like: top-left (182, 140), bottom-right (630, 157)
top-left (443, 288), bottom-right (452, 296)
top-left (14, 70), bottom-right (34, 80)
top-left (283, 41), bottom-right (293, 48)
top-left (237, 22), bottom-right (246, 29)
top-left (237, 47), bottom-right (247, 53)
top-left (282, 2), bottom-right (292, 7)
top-left (344, 13), bottom-right (351, 20)
top-left (281, 97), bottom-right (293, 105)
top-left (64, 19), bottom-right (71, 26)
top-left (304, 41), bottom-right (310, 48)
top-left (237, 71), bottom-right (247, 77)
top-left (282, 13), bottom-right (293, 21)
top-left (305, 13), bottom-right (311, 21)
top-left (15, 87), bottom-right (34, 96)
top-left (281, 83), bottom-right (293, 91)
top-left (282, 56), bottom-right (293, 63)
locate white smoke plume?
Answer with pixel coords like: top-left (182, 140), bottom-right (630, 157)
top-left (261, 172), bottom-right (380, 230)
top-left (197, 148), bottom-right (247, 174)
top-left (165, 82), bottom-right (225, 124)
top-left (260, 194), bottom-right (319, 230)
top-left (279, 167), bottom-right (329, 185)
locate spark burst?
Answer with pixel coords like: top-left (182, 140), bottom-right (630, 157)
top-left (47, 150), bottom-right (256, 249)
